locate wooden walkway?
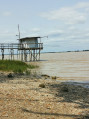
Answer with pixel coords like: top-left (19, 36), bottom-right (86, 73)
top-left (0, 43), bottom-right (43, 62)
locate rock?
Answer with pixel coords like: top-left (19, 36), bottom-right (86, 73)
top-left (52, 76), bottom-right (56, 80)
top-left (39, 83), bottom-right (45, 88)
top-left (75, 115), bottom-right (89, 119)
top-left (7, 73), bottom-right (14, 78)
top-left (83, 116), bottom-right (89, 119)
top-left (41, 74), bottom-right (50, 77)
top-left (41, 74), bottom-right (50, 80)
top-left (61, 86), bottom-right (69, 92)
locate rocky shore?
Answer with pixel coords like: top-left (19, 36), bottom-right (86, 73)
top-left (0, 72), bottom-right (89, 119)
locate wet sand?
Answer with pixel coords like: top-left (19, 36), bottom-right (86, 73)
top-left (30, 51), bottom-right (89, 81)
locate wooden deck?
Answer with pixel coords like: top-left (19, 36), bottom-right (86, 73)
top-left (0, 43), bottom-right (43, 61)
top-left (0, 43), bottom-right (43, 50)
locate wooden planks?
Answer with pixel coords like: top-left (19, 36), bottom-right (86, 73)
top-left (0, 43), bottom-right (43, 62)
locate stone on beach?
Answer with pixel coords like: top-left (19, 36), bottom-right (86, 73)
top-left (39, 83), bottom-right (45, 88)
top-left (7, 73), bottom-right (14, 78)
top-left (52, 76), bottom-right (56, 80)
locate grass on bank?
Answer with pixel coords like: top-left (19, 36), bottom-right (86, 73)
top-left (0, 60), bottom-right (38, 73)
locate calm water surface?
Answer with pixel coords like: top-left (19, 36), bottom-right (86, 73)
top-left (31, 51), bottom-right (89, 81)
top-left (1, 51), bottom-right (89, 81)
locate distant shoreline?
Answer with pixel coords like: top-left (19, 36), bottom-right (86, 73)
top-left (42, 50), bottom-right (89, 54)
top-left (0, 50), bottom-right (89, 56)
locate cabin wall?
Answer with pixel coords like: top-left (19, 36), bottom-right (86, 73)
top-left (21, 38), bottom-right (38, 48)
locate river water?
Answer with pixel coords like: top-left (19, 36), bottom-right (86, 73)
top-left (1, 51), bottom-right (89, 81)
top-left (31, 51), bottom-right (89, 81)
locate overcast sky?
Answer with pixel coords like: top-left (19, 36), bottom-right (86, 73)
top-left (0, 0), bottom-right (89, 52)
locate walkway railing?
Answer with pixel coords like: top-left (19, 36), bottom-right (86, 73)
top-left (0, 43), bottom-right (43, 61)
top-left (0, 43), bottom-right (43, 49)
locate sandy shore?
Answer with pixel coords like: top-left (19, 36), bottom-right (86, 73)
top-left (0, 73), bottom-right (89, 119)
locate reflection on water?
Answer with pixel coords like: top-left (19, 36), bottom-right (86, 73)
top-left (31, 51), bottom-right (89, 81)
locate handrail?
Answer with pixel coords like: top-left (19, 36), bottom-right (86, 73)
top-left (0, 43), bottom-right (43, 49)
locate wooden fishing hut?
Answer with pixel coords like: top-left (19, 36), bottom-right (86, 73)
top-left (18, 36), bottom-right (43, 61)
top-left (0, 36), bottom-right (43, 62)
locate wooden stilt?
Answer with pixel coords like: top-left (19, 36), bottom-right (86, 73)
top-left (1, 49), bottom-right (4, 60)
top-left (39, 49), bottom-right (40, 61)
top-left (12, 49), bottom-right (14, 60)
top-left (17, 50), bottom-right (18, 60)
top-left (24, 50), bottom-right (27, 62)
top-left (29, 50), bottom-right (30, 62)
top-left (19, 50), bottom-right (20, 60)
top-left (21, 50), bottom-right (23, 61)
top-left (10, 49), bottom-right (13, 60)
top-left (0, 43), bottom-right (43, 61)
top-left (33, 50), bottom-right (35, 61)
top-left (36, 50), bottom-right (38, 61)
top-left (9, 49), bottom-right (10, 60)
top-left (30, 50), bottom-right (32, 61)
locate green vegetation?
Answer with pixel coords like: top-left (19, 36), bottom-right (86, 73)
top-left (0, 60), bottom-right (38, 73)
top-left (25, 70), bottom-right (31, 75)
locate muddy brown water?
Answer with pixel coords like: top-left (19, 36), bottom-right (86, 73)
top-left (0, 51), bottom-right (89, 81)
top-left (30, 51), bottom-right (89, 81)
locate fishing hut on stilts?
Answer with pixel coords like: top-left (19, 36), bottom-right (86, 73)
top-left (18, 37), bottom-right (43, 61)
top-left (0, 36), bottom-right (43, 62)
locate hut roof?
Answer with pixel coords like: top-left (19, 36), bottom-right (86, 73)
top-left (18, 37), bottom-right (41, 41)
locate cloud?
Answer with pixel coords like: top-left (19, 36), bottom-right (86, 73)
top-left (43, 25), bottom-right (89, 48)
top-left (2, 11), bottom-right (12, 16)
top-left (40, 2), bottom-right (89, 24)
top-left (75, 2), bottom-right (89, 9)
top-left (31, 28), bottom-right (40, 32)
top-left (40, 1), bottom-right (89, 51)
top-left (48, 30), bottom-right (64, 37)
top-left (0, 30), bottom-right (16, 37)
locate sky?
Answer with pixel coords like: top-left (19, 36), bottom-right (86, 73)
top-left (0, 0), bottom-right (89, 52)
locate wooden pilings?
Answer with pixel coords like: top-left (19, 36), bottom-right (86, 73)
top-left (1, 49), bottom-right (4, 60)
top-left (21, 50), bottom-right (23, 61)
top-left (0, 43), bottom-right (42, 62)
top-left (10, 49), bottom-right (14, 60)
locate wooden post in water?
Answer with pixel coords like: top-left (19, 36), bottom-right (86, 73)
top-left (10, 49), bottom-right (13, 60)
top-left (19, 50), bottom-right (20, 60)
top-left (21, 50), bottom-right (23, 61)
top-left (39, 49), bottom-right (40, 61)
top-left (30, 50), bottom-right (32, 61)
top-left (1, 49), bottom-right (4, 60)
top-left (17, 50), bottom-right (18, 60)
top-left (12, 49), bottom-right (14, 60)
top-left (29, 50), bottom-right (30, 62)
top-left (33, 50), bottom-right (35, 61)
top-left (36, 49), bottom-right (37, 61)
top-left (24, 50), bottom-right (27, 62)
top-left (8, 49), bottom-right (10, 60)
top-left (0, 41), bottom-right (43, 61)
